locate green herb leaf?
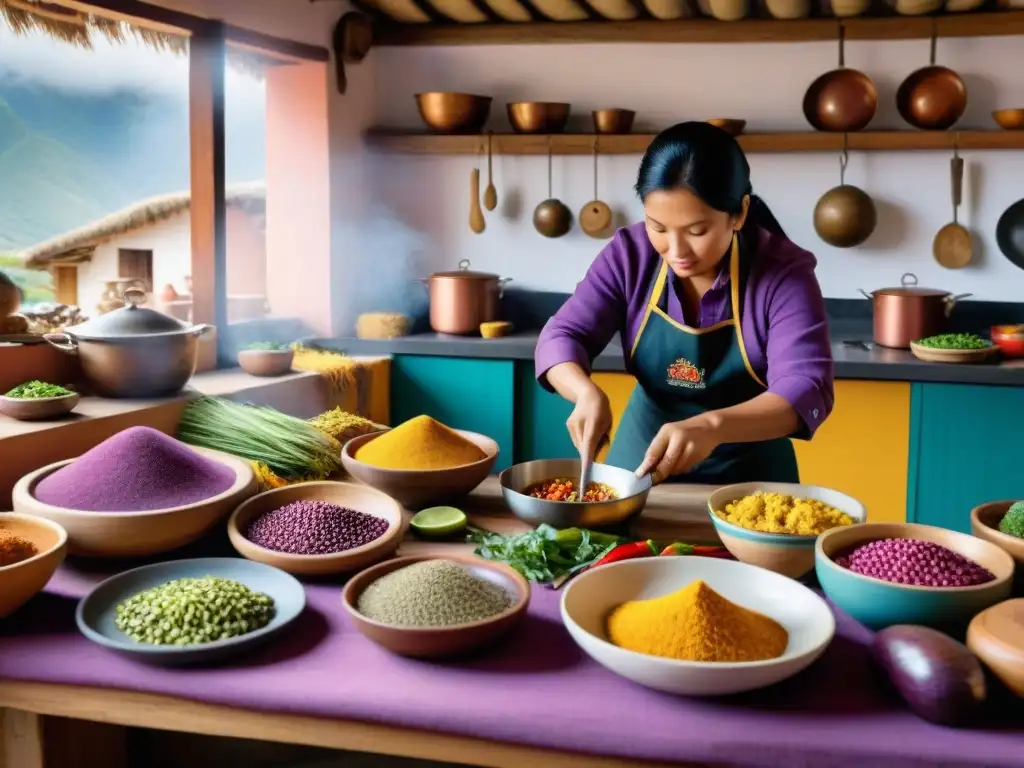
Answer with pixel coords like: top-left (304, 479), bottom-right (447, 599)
top-left (467, 525), bottom-right (625, 583)
top-left (5, 380), bottom-right (74, 399)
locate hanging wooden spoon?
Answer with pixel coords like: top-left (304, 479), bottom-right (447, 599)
top-left (483, 132), bottom-right (498, 212)
top-left (470, 146), bottom-right (486, 234)
top-left (580, 139), bottom-right (613, 239)
top-left (933, 140), bottom-right (972, 269)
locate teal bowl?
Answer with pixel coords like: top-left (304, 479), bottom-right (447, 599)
top-left (815, 522), bottom-right (1015, 630)
top-left (708, 482), bottom-right (866, 579)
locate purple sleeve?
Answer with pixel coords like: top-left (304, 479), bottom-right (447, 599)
top-left (763, 253), bottom-right (835, 440)
top-left (535, 238), bottom-right (629, 391)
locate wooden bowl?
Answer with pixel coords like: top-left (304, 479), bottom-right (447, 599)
top-left (592, 109), bottom-right (635, 134)
top-left (12, 448), bottom-right (257, 557)
top-left (507, 102), bottom-right (571, 134)
top-left (342, 555), bottom-right (530, 659)
top-left (816, 522), bottom-right (1015, 629)
top-left (993, 109), bottom-right (1024, 130)
top-left (415, 92), bottom-right (492, 134)
top-left (966, 599), bottom-right (1024, 698)
top-left (0, 392), bottom-right (78, 421)
top-left (971, 501), bottom-right (1024, 567)
top-left (0, 513), bottom-right (67, 618)
top-left (909, 342), bottom-right (998, 365)
top-left (228, 481), bottom-right (405, 575)
top-left (707, 118), bottom-right (746, 136)
top-left (341, 429), bottom-right (498, 511)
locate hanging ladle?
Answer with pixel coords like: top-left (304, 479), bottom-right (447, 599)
top-left (580, 138), bottom-right (613, 239)
top-left (933, 136), bottom-right (972, 269)
top-left (533, 139), bottom-right (573, 238)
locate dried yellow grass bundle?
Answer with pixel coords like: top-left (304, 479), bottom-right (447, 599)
top-left (290, 345), bottom-right (359, 392)
top-left (356, 312), bottom-right (411, 340)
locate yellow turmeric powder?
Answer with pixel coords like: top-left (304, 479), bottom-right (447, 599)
top-left (715, 491), bottom-right (853, 536)
top-left (353, 415), bottom-right (487, 470)
top-left (606, 580), bottom-right (788, 662)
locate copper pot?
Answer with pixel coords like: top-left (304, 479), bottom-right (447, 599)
top-left (419, 259), bottom-right (512, 336)
top-left (859, 273), bottom-right (970, 349)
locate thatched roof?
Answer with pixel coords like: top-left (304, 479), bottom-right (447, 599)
top-left (21, 182), bottom-right (266, 267)
top-left (0, 0), bottom-right (267, 74)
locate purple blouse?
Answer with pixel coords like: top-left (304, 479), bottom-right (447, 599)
top-left (535, 223), bottom-right (835, 438)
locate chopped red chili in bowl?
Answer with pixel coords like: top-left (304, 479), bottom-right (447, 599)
top-left (524, 478), bottom-right (619, 503)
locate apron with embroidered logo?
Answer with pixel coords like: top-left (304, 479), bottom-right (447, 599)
top-left (604, 236), bottom-right (799, 484)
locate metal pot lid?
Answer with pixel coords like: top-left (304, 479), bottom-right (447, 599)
top-left (430, 258), bottom-right (500, 280)
top-left (871, 272), bottom-right (951, 298)
top-left (67, 288), bottom-right (193, 338)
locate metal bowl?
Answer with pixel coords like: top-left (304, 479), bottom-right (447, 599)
top-left (507, 102), bottom-right (571, 134)
top-left (498, 459), bottom-right (651, 529)
top-left (414, 92), bottom-right (492, 134)
top-left (992, 108), bottom-right (1024, 130)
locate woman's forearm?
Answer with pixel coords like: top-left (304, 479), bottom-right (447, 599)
top-left (700, 392), bottom-right (800, 444)
top-left (545, 362), bottom-right (599, 404)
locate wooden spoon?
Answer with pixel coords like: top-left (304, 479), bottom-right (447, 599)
top-left (483, 132), bottom-right (498, 212)
top-left (580, 141), bottom-right (613, 239)
top-left (469, 151), bottom-right (486, 234)
top-left (933, 145), bottom-right (972, 269)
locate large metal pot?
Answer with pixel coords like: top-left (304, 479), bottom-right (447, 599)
top-left (419, 259), bottom-right (512, 335)
top-left (859, 273), bottom-right (970, 349)
top-left (43, 288), bottom-right (214, 397)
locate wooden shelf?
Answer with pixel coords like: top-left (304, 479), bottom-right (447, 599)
top-left (374, 11), bottom-right (1024, 47)
top-left (365, 130), bottom-right (1024, 155)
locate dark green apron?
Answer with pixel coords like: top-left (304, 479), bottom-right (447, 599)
top-left (605, 236), bottom-right (799, 484)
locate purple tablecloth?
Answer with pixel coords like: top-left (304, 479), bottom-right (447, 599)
top-left (1, 558), bottom-right (1022, 768)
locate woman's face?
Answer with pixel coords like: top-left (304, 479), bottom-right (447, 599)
top-left (643, 188), bottom-right (749, 281)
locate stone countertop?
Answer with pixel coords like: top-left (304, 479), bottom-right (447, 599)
top-left (323, 332), bottom-right (1024, 386)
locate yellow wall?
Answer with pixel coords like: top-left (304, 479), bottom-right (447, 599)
top-left (592, 372), bottom-right (637, 463)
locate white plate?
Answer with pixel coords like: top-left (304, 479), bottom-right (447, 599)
top-left (560, 556), bottom-right (835, 696)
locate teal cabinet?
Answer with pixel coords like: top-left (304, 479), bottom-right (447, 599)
top-left (390, 356), bottom-right (515, 471)
top-left (908, 383), bottom-right (1024, 532)
top-left (514, 363), bottom-right (576, 462)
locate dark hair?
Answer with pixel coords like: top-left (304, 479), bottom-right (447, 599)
top-left (0, 271), bottom-right (25, 302)
top-left (635, 121), bottom-right (785, 237)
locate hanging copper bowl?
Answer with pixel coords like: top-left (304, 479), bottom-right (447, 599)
top-left (896, 66), bottom-right (967, 130)
top-left (803, 69), bottom-right (878, 132)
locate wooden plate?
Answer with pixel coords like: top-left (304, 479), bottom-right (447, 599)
top-left (967, 599), bottom-right (1024, 697)
top-left (909, 342), bottom-right (998, 364)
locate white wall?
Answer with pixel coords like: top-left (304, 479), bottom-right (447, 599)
top-left (368, 37), bottom-right (1024, 302)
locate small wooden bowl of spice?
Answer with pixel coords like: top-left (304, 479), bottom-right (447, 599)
top-left (0, 380), bottom-right (78, 421)
top-left (0, 512), bottom-right (68, 618)
top-left (342, 555), bottom-right (530, 659)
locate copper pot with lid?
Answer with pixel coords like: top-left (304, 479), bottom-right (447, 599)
top-left (419, 259), bottom-right (512, 336)
top-left (859, 273), bottom-right (970, 349)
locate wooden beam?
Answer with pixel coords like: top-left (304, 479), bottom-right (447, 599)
top-left (223, 23), bottom-right (329, 63)
top-left (188, 20), bottom-right (228, 370)
top-left (374, 10), bottom-right (1024, 45)
top-left (364, 129), bottom-right (1024, 154)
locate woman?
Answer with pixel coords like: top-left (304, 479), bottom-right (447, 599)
top-left (534, 121), bottom-right (834, 485)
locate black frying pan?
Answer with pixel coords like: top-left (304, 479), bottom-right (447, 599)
top-left (996, 198), bottom-right (1024, 272)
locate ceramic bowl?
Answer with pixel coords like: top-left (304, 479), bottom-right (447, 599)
top-left (0, 392), bottom-right (79, 421)
top-left (340, 429), bottom-right (497, 511)
top-left (76, 557), bottom-right (306, 666)
top-left (561, 555), bottom-right (835, 696)
top-left (991, 326), bottom-right (1024, 359)
top-left (341, 555), bottom-right (530, 659)
top-left (708, 482), bottom-right (866, 579)
top-left (0, 513), bottom-right (68, 617)
top-left (237, 348), bottom-right (294, 377)
top-left (12, 448), bottom-right (258, 557)
top-left (971, 501), bottom-right (1024, 567)
top-left (815, 522), bottom-right (1015, 630)
top-left (499, 459), bottom-right (651, 530)
top-left (228, 481), bottom-right (405, 575)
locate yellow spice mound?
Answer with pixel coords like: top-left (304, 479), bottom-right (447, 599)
top-left (354, 415), bottom-right (487, 470)
top-left (607, 580), bottom-right (788, 663)
top-left (716, 491), bottom-right (853, 536)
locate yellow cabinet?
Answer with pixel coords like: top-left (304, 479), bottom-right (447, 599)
top-left (791, 380), bottom-right (910, 524)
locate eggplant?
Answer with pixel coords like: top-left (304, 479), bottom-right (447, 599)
top-left (872, 625), bottom-right (986, 726)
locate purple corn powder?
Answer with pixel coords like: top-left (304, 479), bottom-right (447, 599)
top-left (835, 537), bottom-right (995, 587)
top-left (33, 426), bottom-right (236, 512)
top-left (245, 500), bottom-right (389, 555)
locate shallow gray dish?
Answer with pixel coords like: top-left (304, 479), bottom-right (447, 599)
top-left (499, 459), bottom-right (652, 529)
top-left (75, 557), bottom-right (306, 666)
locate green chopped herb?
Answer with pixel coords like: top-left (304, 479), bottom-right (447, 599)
top-left (245, 341), bottom-right (292, 351)
top-left (468, 524), bottom-right (623, 583)
top-left (999, 502), bottom-right (1024, 539)
top-left (5, 380), bottom-right (74, 399)
top-left (916, 333), bottom-right (991, 350)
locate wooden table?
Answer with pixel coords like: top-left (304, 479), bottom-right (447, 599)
top-left (0, 478), bottom-right (720, 768)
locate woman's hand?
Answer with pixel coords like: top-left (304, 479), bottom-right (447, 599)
top-left (636, 415), bottom-right (723, 480)
top-left (566, 384), bottom-right (612, 463)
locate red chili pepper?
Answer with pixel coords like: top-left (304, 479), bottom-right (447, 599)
top-left (593, 540), bottom-right (657, 568)
top-left (660, 542), bottom-right (730, 558)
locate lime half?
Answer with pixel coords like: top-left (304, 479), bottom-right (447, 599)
top-left (410, 506), bottom-right (468, 538)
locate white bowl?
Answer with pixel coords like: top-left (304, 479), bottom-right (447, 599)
top-left (560, 556), bottom-right (835, 696)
